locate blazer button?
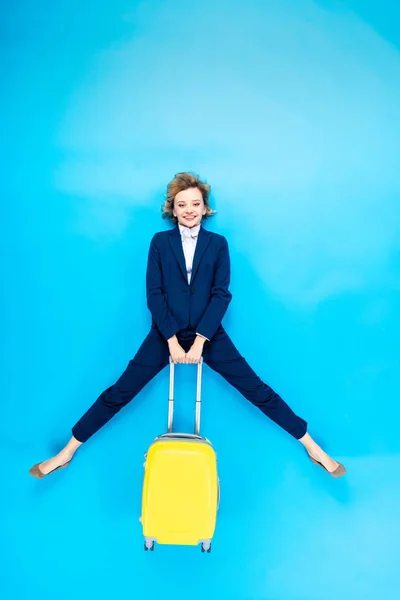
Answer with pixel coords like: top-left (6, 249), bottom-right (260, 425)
top-left (190, 288), bottom-right (195, 294)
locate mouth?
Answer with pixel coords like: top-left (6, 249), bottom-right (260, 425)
top-left (184, 216), bottom-right (195, 220)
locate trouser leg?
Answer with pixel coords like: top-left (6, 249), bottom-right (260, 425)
top-left (202, 327), bottom-right (307, 439)
top-left (72, 327), bottom-right (169, 442)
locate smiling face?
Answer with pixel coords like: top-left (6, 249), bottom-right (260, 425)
top-left (173, 187), bottom-right (207, 228)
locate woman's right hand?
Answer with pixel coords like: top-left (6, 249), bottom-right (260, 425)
top-left (168, 340), bottom-right (187, 364)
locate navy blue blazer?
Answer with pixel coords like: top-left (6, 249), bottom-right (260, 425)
top-left (146, 224), bottom-right (232, 342)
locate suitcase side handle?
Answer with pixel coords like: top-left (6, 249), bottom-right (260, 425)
top-left (167, 356), bottom-right (203, 435)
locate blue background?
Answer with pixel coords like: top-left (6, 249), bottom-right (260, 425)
top-left (2, 1), bottom-right (400, 598)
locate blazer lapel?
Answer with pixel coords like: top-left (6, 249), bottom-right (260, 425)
top-left (168, 225), bottom-right (211, 285)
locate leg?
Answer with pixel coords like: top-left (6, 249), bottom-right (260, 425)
top-left (72, 326), bottom-right (170, 442)
top-left (202, 328), bottom-right (307, 439)
top-left (202, 328), bottom-right (343, 474)
top-left (30, 327), bottom-right (169, 476)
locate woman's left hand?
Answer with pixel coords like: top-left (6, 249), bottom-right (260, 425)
top-left (185, 339), bottom-right (204, 364)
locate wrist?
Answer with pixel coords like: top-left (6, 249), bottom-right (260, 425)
top-left (195, 335), bottom-right (206, 345)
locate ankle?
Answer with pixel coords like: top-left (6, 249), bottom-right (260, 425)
top-left (299, 437), bottom-right (318, 454)
top-left (298, 432), bottom-right (315, 450)
top-left (58, 449), bottom-right (74, 462)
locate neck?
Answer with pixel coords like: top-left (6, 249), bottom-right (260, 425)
top-left (178, 222), bottom-right (201, 229)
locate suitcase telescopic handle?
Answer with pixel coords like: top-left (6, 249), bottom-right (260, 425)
top-left (167, 355), bottom-right (203, 435)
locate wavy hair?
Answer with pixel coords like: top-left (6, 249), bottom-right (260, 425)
top-left (161, 172), bottom-right (217, 224)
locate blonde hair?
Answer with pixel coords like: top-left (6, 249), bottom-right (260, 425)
top-left (161, 172), bottom-right (217, 224)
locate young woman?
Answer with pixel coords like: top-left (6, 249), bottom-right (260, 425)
top-left (29, 172), bottom-right (346, 479)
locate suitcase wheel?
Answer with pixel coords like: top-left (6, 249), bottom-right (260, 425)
top-left (144, 541), bottom-right (155, 552)
top-left (201, 543), bottom-right (211, 553)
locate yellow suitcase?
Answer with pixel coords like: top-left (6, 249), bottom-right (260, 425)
top-left (141, 356), bottom-right (219, 553)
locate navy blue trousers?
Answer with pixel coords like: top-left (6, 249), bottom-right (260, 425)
top-left (72, 325), bottom-right (307, 443)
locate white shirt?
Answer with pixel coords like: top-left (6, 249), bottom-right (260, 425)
top-left (178, 222), bottom-right (200, 284)
top-left (178, 223), bottom-right (209, 342)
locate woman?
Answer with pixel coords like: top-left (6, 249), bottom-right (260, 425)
top-left (29, 172), bottom-right (346, 479)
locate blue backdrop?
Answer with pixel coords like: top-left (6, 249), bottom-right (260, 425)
top-left (2, 1), bottom-right (400, 599)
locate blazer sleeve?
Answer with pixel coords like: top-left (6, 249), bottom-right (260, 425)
top-left (196, 236), bottom-right (233, 341)
top-left (146, 235), bottom-right (180, 341)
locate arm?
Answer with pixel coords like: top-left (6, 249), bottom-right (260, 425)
top-left (195, 236), bottom-right (232, 341)
top-left (191, 332), bottom-right (209, 351)
top-left (146, 236), bottom-right (180, 342)
top-left (196, 332), bottom-right (209, 341)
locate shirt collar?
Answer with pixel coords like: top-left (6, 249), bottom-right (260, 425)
top-left (178, 222), bottom-right (201, 238)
